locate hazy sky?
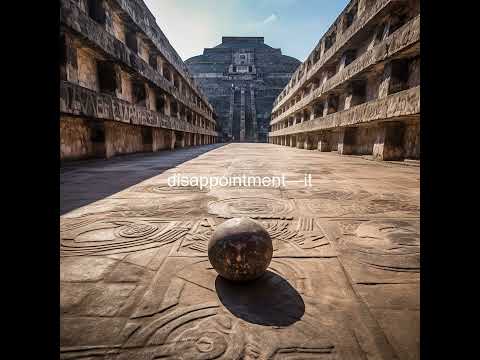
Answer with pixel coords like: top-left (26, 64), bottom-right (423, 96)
top-left (143, 0), bottom-right (349, 62)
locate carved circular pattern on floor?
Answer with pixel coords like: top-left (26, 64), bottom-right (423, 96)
top-left (60, 219), bottom-right (190, 256)
top-left (115, 222), bottom-right (159, 238)
top-left (340, 219), bottom-right (420, 272)
top-left (304, 194), bottom-right (419, 216)
top-left (207, 198), bottom-right (294, 219)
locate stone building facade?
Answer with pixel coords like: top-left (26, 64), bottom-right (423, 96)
top-left (268, 0), bottom-right (420, 161)
top-left (60, 0), bottom-right (218, 161)
top-left (186, 37), bottom-right (300, 142)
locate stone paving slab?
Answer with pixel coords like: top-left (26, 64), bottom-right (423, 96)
top-left (60, 143), bottom-right (420, 360)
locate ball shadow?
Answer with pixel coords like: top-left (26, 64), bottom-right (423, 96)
top-left (215, 270), bottom-right (305, 326)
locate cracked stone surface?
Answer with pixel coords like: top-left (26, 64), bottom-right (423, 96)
top-left (60, 143), bottom-right (420, 360)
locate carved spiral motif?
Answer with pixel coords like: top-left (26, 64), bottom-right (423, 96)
top-left (60, 219), bottom-right (188, 256)
top-left (208, 198), bottom-right (294, 219)
top-left (115, 223), bottom-right (159, 238)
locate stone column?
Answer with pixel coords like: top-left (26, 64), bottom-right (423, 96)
top-left (145, 84), bottom-right (156, 111)
top-left (296, 135), bottom-right (304, 149)
top-left (378, 62), bottom-right (391, 99)
top-left (178, 132), bottom-right (185, 148)
top-left (164, 95), bottom-right (171, 116)
top-left (157, 56), bottom-right (164, 76)
top-left (323, 95), bottom-right (338, 116)
top-left (250, 85), bottom-right (257, 141)
top-left (170, 130), bottom-right (176, 150)
top-left (304, 135), bottom-right (314, 150)
top-left (309, 105), bottom-right (316, 121)
top-left (317, 132), bottom-right (331, 152)
top-left (60, 32), bottom-right (78, 83)
top-left (337, 127), bottom-right (357, 155)
top-left (373, 122), bottom-right (406, 160)
top-left (290, 136), bottom-right (296, 147)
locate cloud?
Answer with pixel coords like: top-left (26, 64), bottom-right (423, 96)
top-left (262, 13), bottom-right (278, 24)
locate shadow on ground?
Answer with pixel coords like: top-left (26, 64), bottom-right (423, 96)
top-left (215, 271), bottom-right (305, 326)
top-left (60, 144), bottom-right (226, 215)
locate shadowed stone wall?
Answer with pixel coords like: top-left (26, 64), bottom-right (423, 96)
top-left (60, 0), bottom-right (219, 161)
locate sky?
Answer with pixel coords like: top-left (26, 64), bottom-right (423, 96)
top-left (143, 0), bottom-right (350, 62)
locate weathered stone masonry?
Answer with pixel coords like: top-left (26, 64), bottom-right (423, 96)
top-left (60, 0), bottom-right (218, 161)
top-left (186, 37), bottom-right (300, 143)
top-left (269, 0), bottom-right (420, 161)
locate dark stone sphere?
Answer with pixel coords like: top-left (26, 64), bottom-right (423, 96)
top-left (208, 217), bottom-right (273, 282)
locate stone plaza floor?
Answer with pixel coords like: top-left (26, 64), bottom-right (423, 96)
top-left (60, 143), bottom-right (420, 360)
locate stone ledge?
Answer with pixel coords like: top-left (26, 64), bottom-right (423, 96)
top-left (269, 86), bottom-right (420, 137)
top-left (60, 81), bottom-right (218, 136)
top-left (272, 0), bottom-right (394, 112)
top-left (60, 0), bottom-right (215, 123)
top-left (271, 15), bottom-right (420, 125)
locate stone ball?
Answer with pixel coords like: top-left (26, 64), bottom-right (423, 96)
top-left (208, 217), bottom-right (273, 282)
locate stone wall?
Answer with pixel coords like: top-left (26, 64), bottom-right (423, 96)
top-left (60, 0), bottom-right (218, 162)
top-left (408, 57), bottom-right (420, 88)
top-left (60, 116), bottom-right (94, 160)
top-left (60, 81), bottom-right (217, 136)
top-left (152, 128), bottom-right (171, 151)
top-left (108, 12), bottom-right (126, 44)
top-left (269, 0), bottom-right (420, 161)
top-left (272, 86), bottom-right (419, 136)
top-left (104, 121), bottom-right (144, 158)
top-left (77, 48), bottom-right (98, 91)
top-left (118, 70), bottom-right (133, 102)
top-left (353, 126), bottom-right (376, 155)
top-left (403, 122), bottom-right (420, 159)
